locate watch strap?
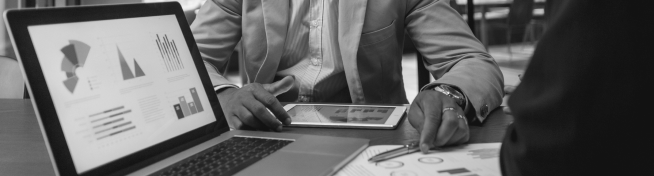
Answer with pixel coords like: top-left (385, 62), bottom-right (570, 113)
top-left (434, 84), bottom-right (466, 108)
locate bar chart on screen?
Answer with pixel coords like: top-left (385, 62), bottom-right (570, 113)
top-left (71, 105), bottom-right (138, 144)
top-left (170, 87), bottom-right (204, 119)
top-left (88, 106), bottom-right (136, 141)
top-left (155, 34), bottom-right (184, 72)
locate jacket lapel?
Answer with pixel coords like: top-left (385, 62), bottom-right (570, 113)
top-left (243, 0), bottom-right (289, 83)
top-left (338, 0), bottom-right (368, 103)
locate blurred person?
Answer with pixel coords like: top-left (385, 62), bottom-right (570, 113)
top-left (500, 0), bottom-right (654, 175)
top-left (191, 0), bottom-right (504, 151)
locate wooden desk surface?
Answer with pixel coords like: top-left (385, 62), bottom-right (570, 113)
top-left (0, 99), bottom-right (513, 176)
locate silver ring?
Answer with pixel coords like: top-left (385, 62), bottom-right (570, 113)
top-left (458, 115), bottom-right (468, 125)
top-left (442, 107), bottom-right (455, 113)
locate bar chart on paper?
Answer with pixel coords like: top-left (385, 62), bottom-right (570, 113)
top-left (155, 34), bottom-right (184, 72)
top-left (172, 87), bottom-right (204, 119)
top-left (336, 143), bottom-right (502, 176)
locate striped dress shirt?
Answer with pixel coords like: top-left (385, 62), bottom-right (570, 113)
top-left (275, 0), bottom-right (351, 103)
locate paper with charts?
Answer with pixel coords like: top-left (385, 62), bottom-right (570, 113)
top-left (335, 143), bottom-right (502, 176)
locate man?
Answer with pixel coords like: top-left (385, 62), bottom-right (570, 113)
top-left (191, 0), bottom-right (503, 151)
top-left (501, 0), bottom-right (653, 175)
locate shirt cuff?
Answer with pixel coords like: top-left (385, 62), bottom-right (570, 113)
top-left (213, 84), bottom-right (240, 93)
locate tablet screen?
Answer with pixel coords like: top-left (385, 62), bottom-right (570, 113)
top-left (287, 105), bottom-right (395, 124)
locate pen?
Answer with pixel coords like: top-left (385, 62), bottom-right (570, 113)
top-left (368, 142), bottom-right (420, 162)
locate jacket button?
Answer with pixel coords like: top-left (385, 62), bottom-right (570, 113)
top-left (481, 104), bottom-right (489, 116)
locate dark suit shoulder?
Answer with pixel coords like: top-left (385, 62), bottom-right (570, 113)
top-left (501, 0), bottom-right (654, 175)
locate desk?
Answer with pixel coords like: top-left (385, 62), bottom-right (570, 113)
top-left (0, 99), bottom-right (513, 175)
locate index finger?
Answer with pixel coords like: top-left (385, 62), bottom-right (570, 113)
top-left (419, 105), bottom-right (442, 153)
top-left (241, 101), bottom-right (281, 131)
top-left (407, 102), bottom-right (425, 132)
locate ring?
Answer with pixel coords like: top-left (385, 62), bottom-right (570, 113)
top-left (442, 107), bottom-right (455, 113)
top-left (458, 115), bottom-right (468, 125)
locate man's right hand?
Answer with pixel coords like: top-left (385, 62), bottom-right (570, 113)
top-left (503, 74), bottom-right (521, 114)
top-left (216, 76), bottom-right (295, 131)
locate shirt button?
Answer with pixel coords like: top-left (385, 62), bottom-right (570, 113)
top-left (311, 20), bottom-right (321, 28)
top-left (298, 96), bottom-right (309, 102)
top-left (310, 58), bottom-right (321, 66)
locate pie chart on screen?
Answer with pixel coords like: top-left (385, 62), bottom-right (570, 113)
top-left (60, 40), bottom-right (90, 93)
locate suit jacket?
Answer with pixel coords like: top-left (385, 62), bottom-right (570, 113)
top-left (191, 0), bottom-right (503, 119)
top-left (500, 0), bottom-right (654, 175)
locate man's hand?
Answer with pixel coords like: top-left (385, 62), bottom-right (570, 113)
top-left (408, 90), bottom-right (469, 153)
top-left (216, 76), bottom-right (295, 131)
top-left (503, 74), bottom-right (521, 114)
top-left (502, 85), bottom-right (517, 114)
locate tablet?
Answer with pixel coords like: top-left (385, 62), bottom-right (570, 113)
top-left (283, 104), bottom-right (407, 129)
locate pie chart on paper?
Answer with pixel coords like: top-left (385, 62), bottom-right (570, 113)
top-left (61, 40), bottom-right (91, 93)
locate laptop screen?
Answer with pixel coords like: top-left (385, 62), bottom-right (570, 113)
top-left (27, 14), bottom-right (216, 173)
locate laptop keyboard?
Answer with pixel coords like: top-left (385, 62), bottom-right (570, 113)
top-left (154, 136), bottom-right (294, 176)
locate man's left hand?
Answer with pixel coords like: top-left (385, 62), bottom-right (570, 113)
top-left (408, 90), bottom-right (469, 153)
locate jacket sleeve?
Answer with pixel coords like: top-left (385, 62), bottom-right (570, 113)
top-left (405, 0), bottom-right (504, 122)
top-left (190, 0), bottom-right (243, 87)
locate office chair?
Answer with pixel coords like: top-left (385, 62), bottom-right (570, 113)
top-left (0, 56), bottom-right (27, 99)
top-left (521, 1), bottom-right (552, 48)
top-left (488, 0), bottom-right (535, 60)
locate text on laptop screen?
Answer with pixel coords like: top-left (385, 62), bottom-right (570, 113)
top-left (27, 15), bottom-right (216, 173)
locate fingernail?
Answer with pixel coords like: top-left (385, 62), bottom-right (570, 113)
top-left (420, 143), bottom-right (430, 153)
top-left (284, 118), bottom-right (292, 125)
top-left (276, 126), bottom-right (283, 132)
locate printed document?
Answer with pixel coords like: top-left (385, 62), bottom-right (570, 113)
top-left (335, 143), bottom-right (502, 176)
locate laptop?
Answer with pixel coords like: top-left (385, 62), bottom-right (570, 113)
top-left (4, 2), bottom-right (368, 176)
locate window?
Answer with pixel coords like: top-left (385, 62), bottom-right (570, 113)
top-left (0, 1), bottom-right (19, 59)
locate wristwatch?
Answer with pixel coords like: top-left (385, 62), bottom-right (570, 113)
top-left (434, 84), bottom-right (466, 108)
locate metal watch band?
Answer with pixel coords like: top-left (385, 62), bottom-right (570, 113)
top-left (434, 85), bottom-right (466, 108)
